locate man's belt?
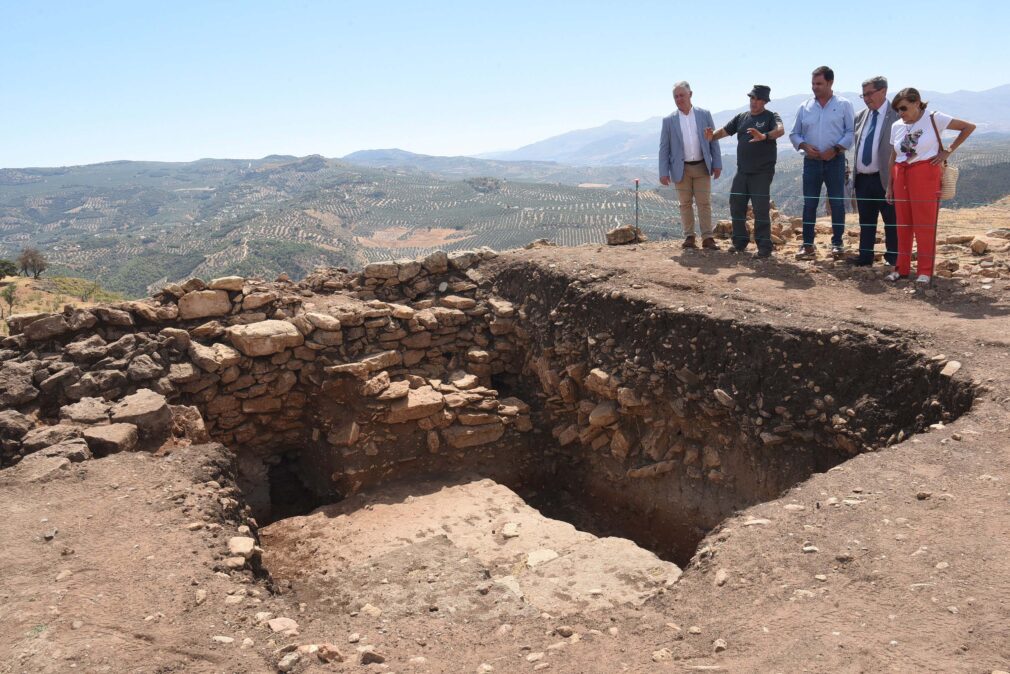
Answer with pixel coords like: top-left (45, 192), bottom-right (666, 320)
top-left (684, 160), bottom-right (704, 165)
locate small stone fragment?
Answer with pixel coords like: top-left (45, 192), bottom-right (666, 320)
top-left (359, 647), bottom-right (386, 665)
top-left (267, 617), bottom-right (300, 635)
top-left (317, 643), bottom-right (344, 663)
top-left (227, 536), bottom-right (257, 559)
top-left (652, 647), bottom-right (673, 662)
top-left (277, 652), bottom-right (301, 672)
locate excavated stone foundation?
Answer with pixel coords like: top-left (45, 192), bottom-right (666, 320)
top-left (0, 251), bottom-right (975, 569)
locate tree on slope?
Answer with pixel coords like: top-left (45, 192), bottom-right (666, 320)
top-left (0, 282), bottom-right (16, 319)
top-left (17, 248), bottom-right (48, 279)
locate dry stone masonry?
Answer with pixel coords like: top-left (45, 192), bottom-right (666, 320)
top-left (0, 245), bottom-right (974, 561)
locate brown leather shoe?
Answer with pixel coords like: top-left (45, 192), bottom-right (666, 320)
top-left (682, 236), bottom-right (697, 249)
top-left (702, 237), bottom-right (720, 250)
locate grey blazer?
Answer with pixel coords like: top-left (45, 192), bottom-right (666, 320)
top-left (852, 104), bottom-right (898, 190)
top-left (659, 107), bottom-right (721, 183)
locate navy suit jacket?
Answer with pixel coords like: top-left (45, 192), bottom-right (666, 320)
top-left (659, 107), bottom-right (722, 183)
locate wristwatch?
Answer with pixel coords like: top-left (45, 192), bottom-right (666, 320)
top-left (834, 145), bottom-right (845, 154)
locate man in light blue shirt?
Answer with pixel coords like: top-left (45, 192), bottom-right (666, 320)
top-left (789, 65), bottom-right (855, 259)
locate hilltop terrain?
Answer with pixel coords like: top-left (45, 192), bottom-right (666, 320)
top-left (0, 276), bottom-right (121, 336)
top-left (0, 226), bottom-right (1007, 673)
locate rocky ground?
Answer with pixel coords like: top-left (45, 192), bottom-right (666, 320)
top-left (1, 228), bottom-right (1009, 673)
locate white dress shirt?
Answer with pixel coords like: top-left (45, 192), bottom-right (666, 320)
top-left (857, 108), bottom-right (882, 174)
top-left (678, 108), bottom-right (702, 162)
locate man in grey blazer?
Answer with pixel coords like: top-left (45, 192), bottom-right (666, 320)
top-left (659, 81), bottom-right (722, 249)
top-left (850, 75), bottom-right (898, 266)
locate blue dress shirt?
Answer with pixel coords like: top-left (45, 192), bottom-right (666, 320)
top-left (789, 95), bottom-right (855, 153)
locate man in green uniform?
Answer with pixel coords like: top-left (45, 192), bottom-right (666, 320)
top-left (705, 85), bottom-right (784, 257)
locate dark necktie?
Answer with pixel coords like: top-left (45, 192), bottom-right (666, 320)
top-left (861, 110), bottom-right (878, 167)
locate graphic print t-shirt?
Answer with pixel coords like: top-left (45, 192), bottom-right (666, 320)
top-left (723, 110), bottom-right (782, 173)
top-left (891, 111), bottom-right (953, 164)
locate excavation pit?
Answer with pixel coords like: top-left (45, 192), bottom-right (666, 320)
top-left (235, 260), bottom-right (976, 571)
top-left (2, 246), bottom-right (1002, 673)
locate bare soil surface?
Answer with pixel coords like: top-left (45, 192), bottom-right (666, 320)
top-left (2, 241), bottom-right (1010, 673)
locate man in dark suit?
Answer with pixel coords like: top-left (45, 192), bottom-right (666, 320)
top-left (851, 75), bottom-right (898, 266)
top-left (659, 81), bottom-right (722, 249)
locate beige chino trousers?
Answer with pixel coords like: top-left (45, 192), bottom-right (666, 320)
top-left (675, 162), bottom-right (713, 238)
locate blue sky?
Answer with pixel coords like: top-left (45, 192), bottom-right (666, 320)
top-left (2, 0), bottom-right (1006, 167)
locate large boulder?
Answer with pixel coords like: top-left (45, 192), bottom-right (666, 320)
top-left (91, 306), bottom-right (135, 326)
top-left (65, 334), bottom-right (109, 363)
top-left (442, 421), bottom-right (505, 448)
top-left (83, 424), bottom-right (139, 455)
top-left (22, 314), bottom-right (71, 342)
top-left (188, 341), bottom-right (241, 372)
top-left (65, 309), bottom-right (98, 332)
top-left (209, 276), bottom-right (245, 291)
top-left (0, 361), bottom-right (39, 406)
top-left (606, 224), bottom-right (643, 245)
top-left (110, 389), bottom-right (172, 445)
top-left (65, 370), bottom-right (128, 401)
top-left (169, 405), bottom-right (210, 443)
top-left (448, 250), bottom-right (479, 271)
top-left (39, 438), bottom-right (92, 463)
top-left (22, 424), bottom-right (85, 453)
top-left (59, 397), bottom-right (112, 425)
top-left (363, 261), bottom-right (399, 279)
top-left (242, 290), bottom-right (278, 311)
top-left (38, 365), bottom-right (81, 395)
top-left (178, 290), bottom-right (231, 320)
top-left (227, 320), bottom-right (304, 357)
top-left (421, 250), bottom-right (448, 274)
top-left (127, 354), bottom-right (164, 381)
top-left (384, 386), bottom-right (445, 424)
top-left (0, 410), bottom-right (33, 439)
top-left (5, 312), bottom-right (48, 334)
top-left (0, 453), bottom-right (70, 484)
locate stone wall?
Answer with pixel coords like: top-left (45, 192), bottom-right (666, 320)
top-left (0, 249), bottom-right (975, 556)
top-left (0, 249), bottom-right (535, 519)
top-left (487, 262), bottom-right (975, 560)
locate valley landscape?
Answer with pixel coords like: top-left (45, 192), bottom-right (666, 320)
top-left (4, 100), bottom-right (1010, 299)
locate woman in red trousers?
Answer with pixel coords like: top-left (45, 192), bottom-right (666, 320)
top-left (885, 87), bottom-right (975, 285)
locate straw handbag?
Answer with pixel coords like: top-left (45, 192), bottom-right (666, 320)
top-left (929, 113), bottom-right (959, 200)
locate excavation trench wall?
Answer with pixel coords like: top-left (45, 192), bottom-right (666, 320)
top-left (0, 251), bottom-right (975, 563)
top-left (487, 262), bottom-right (975, 562)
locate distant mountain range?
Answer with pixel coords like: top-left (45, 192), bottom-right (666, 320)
top-left (476, 85), bottom-right (1010, 167)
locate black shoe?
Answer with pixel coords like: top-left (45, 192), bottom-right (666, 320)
top-left (728, 246), bottom-right (747, 254)
top-left (795, 245), bottom-right (816, 260)
top-left (754, 250), bottom-right (772, 259)
top-left (845, 259), bottom-right (871, 267)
